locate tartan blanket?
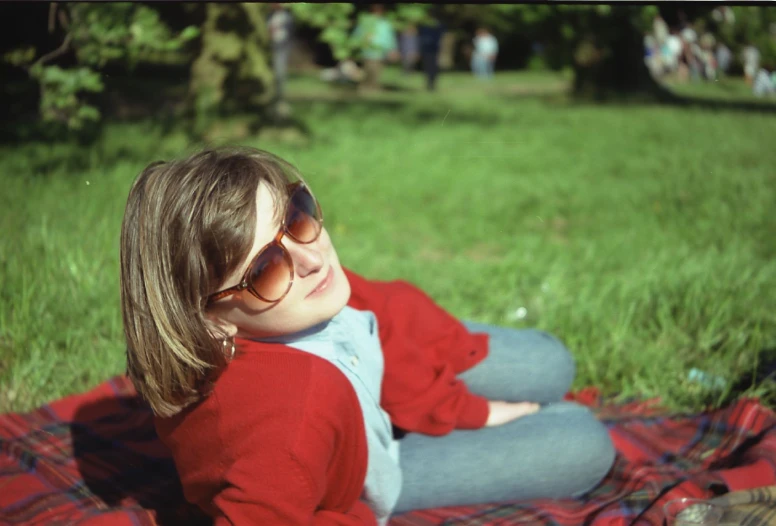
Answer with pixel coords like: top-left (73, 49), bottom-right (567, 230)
top-left (1, 378), bottom-right (775, 526)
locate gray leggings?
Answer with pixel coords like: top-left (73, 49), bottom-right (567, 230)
top-left (393, 323), bottom-right (615, 513)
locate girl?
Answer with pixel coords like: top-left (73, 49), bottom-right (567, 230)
top-left (120, 147), bottom-right (614, 525)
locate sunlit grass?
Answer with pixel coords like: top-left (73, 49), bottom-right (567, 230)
top-left (1, 70), bottom-right (775, 413)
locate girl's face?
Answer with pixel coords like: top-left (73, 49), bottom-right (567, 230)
top-left (207, 182), bottom-right (351, 339)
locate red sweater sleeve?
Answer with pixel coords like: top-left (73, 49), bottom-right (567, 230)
top-left (202, 352), bottom-right (376, 525)
top-left (344, 268), bottom-right (490, 436)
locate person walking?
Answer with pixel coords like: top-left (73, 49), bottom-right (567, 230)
top-left (399, 25), bottom-right (419, 74)
top-left (418, 16), bottom-right (445, 91)
top-left (471, 27), bottom-right (498, 80)
top-left (742, 45), bottom-right (761, 86)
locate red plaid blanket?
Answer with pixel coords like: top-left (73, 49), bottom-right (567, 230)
top-left (1, 377), bottom-right (774, 526)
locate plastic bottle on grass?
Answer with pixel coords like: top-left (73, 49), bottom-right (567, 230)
top-left (687, 368), bottom-right (727, 391)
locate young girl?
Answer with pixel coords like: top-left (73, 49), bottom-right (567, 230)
top-left (120, 147), bottom-right (614, 525)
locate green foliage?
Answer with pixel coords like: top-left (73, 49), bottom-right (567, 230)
top-left (68, 3), bottom-right (199, 67)
top-left (29, 64), bottom-right (104, 130)
top-left (3, 3), bottom-right (198, 133)
top-left (3, 46), bottom-right (36, 67)
top-left (189, 3), bottom-right (272, 136)
top-left (290, 4), bottom-right (433, 61)
top-left (714, 7), bottom-right (776, 68)
top-left (290, 3), bottom-right (354, 60)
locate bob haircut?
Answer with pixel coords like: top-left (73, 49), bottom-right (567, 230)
top-left (120, 147), bottom-right (302, 417)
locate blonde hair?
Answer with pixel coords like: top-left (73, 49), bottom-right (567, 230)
top-left (120, 147), bottom-right (300, 417)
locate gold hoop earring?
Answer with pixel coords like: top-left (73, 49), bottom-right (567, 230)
top-left (223, 338), bottom-right (236, 360)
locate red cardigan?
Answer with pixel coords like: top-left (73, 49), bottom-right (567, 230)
top-left (155, 268), bottom-right (490, 525)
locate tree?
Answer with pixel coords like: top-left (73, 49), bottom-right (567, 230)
top-left (714, 7), bottom-right (776, 68)
top-left (188, 3), bottom-right (273, 135)
top-left (3, 3), bottom-right (198, 132)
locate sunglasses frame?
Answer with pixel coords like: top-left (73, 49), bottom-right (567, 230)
top-left (206, 182), bottom-right (323, 306)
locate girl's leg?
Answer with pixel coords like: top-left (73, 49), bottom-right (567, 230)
top-left (394, 322), bottom-right (614, 513)
top-left (458, 322), bottom-right (576, 403)
top-left (394, 401), bottom-right (615, 512)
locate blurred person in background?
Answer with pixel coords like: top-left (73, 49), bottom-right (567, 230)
top-left (471, 26), bottom-right (499, 80)
top-left (319, 59), bottom-right (365, 86)
top-left (664, 29), bottom-right (683, 76)
top-left (267, 4), bottom-right (294, 105)
top-left (653, 14), bottom-right (669, 50)
top-left (742, 45), bottom-right (761, 85)
top-left (681, 24), bottom-right (702, 82)
top-left (418, 13), bottom-right (445, 91)
top-left (699, 32), bottom-right (716, 80)
top-left (715, 42), bottom-right (732, 77)
top-left (399, 24), bottom-right (419, 74)
top-left (644, 33), bottom-right (662, 78)
top-left (352, 4), bottom-right (399, 91)
top-left (753, 63), bottom-right (775, 98)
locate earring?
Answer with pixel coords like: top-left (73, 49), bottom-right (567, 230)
top-left (223, 338), bottom-right (236, 360)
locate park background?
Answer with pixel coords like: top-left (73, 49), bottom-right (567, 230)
top-left (1, 3), bottom-right (775, 415)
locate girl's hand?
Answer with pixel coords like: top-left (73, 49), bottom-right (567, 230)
top-left (485, 400), bottom-right (540, 427)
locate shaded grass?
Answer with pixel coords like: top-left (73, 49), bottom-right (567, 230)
top-left (1, 70), bottom-right (775, 413)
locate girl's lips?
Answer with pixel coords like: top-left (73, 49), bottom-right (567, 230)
top-left (306, 267), bottom-right (334, 298)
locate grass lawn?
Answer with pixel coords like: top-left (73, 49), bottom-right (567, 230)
top-left (1, 69), bottom-right (775, 414)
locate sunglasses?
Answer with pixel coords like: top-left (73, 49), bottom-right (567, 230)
top-left (207, 182), bottom-right (323, 306)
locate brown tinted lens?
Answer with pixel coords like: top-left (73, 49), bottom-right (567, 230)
top-left (248, 244), bottom-right (293, 301)
top-left (286, 186), bottom-right (322, 243)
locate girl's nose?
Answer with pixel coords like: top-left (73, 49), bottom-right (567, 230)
top-left (286, 239), bottom-right (324, 277)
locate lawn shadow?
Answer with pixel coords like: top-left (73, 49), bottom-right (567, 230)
top-left (379, 82), bottom-right (415, 93)
top-left (662, 90), bottom-right (776, 115)
top-left (730, 347), bottom-right (776, 396)
top-left (71, 395), bottom-right (209, 525)
top-left (514, 81), bottom-right (776, 115)
top-left (289, 96), bottom-right (511, 128)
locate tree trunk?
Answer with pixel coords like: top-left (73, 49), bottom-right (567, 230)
top-left (189, 3), bottom-right (273, 136)
top-left (571, 8), bottom-right (670, 101)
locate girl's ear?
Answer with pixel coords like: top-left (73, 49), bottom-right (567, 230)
top-left (204, 312), bottom-right (238, 341)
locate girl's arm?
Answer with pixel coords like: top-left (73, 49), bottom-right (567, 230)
top-left (344, 268), bottom-right (490, 436)
top-left (213, 467), bottom-right (376, 526)
top-left (211, 355), bottom-right (376, 525)
top-left (159, 350), bottom-right (376, 525)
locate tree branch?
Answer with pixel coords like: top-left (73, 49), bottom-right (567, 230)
top-left (32, 32), bottom-right (72, 70)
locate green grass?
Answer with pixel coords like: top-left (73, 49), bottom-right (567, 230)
top-left (2, 69), bottom-right (775, 413)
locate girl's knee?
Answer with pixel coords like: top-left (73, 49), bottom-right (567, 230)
top-left (564, 405), bottom-right (615, 495)
top-left (544, 402), bottom-right (614, 475)
top-left (531, 330), bottom-right (576, 392)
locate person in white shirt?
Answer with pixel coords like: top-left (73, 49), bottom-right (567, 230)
top-left (664, 31), bottom-right (683, 74)
top-left (716, 43), bottom-right (732, 77)
top-left (471, 27), bottom-right (498, 80)
top-left (742, 45), bottom-right (761, 85)
top-left (753, 67), bottom-right (775, 98)
top-left (653, 15), bottom-right (669, 48)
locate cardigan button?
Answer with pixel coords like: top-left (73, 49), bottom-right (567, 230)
top-left (350, 355), bottom-right (359, 366)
